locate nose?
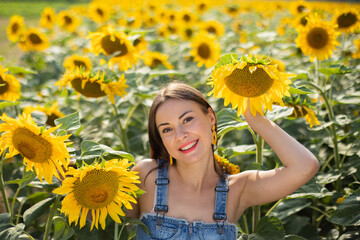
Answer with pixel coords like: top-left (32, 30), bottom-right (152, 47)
top-left (175, 125), bottom-right (188, 141)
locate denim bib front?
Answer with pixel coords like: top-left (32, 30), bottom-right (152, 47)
top-left (136, 159), bottom-right (238, 239)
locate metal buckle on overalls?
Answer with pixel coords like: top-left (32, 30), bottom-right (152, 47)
top-left (214, 213), bottom-right (227, 235)
top-left (155, 205), bottom-right (168, 226)
top-left (155, 178), bottom-right (170, 185)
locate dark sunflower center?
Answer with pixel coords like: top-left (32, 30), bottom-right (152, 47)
top-left (64, 16), bottom-right (73, 25)
top-left (96, 8), bottom-right (104, 17)
top-left (73, 169), bottom-right (119, 209)
top-left (11, 23), bottom-right (19, 33)
top-left (150, 58), bottom-right (162, 68)
top-left (207, 26), bottom-right (216, 34)
top-left (224, 65), bottom-right (274, 97)
top-left (337, 13), bottom-right (357, 29)
top-left (71, 77), bottom-right (107, 98)
top-left (183, 14), bottom-right (191, 22)
top-left (297, 5), bottom-right (306, 13)
top-left (73, 60), bottom-right (87, 70)
top-left (185, 28), bottom-right (193, 38)
top-left (290, 105), bottom-right (308, 118)
top-left (227, 7), bottom-right (238, 13)
top-left (133, 37), bottom-right (141, 46)
top-left (300, 17), bottom-right (307, 26)
top-left (198, 3), bottom-right (206, 11)
top-left (306, 27), bottom-right (329, 49)
top-left (12, 127), bottom-right (53, 163)
top-left (197, 43), bottom-right (211, 59)
top-left (0, 77), bottom-right (9, 94)
top-left (46, 113), bottom-right (60, 127)
top-left (101, 35), bottom-right (128, 56)
top-left (46, 14), bottom-right (52, 21)
top-left (29, 33), bottom-right (42, 45)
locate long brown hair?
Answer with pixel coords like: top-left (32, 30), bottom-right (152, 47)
top-left (148, 82), bottom-right (221, 173)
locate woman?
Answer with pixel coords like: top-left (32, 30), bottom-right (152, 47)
top-left (128, 82), bottom-right (319, 239)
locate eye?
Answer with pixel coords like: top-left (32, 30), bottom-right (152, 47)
top-left (184, 116), bottom-right (193, 123)
top-left (162, 127), bottom-right (172, 134)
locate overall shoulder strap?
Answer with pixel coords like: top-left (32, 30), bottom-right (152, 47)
top-left (213, 174), bottom-right (229, 221)
top-left (154, 159), bottom-right (169, 214)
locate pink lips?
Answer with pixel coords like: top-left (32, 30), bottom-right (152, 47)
top-left (178, 139), bottom-right (199, 153)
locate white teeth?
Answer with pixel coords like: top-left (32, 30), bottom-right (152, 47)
top-left (180, 141), bottom-right (197, 151)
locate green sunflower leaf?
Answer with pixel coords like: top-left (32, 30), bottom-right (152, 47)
top-left (0, 101), bottom-right (21, 109)
top-left (23, 197), bottom-right (56, 226)
top-left (241, 216), bottom-right (285, 240)
top-left (55, 111), bottom-right (81, 131)
top-left (7, 66), bottom-right (37, 74)
top-left (0, 223), bottom-right (25, 240)
top-left (319, 65), bottom-right (352, 77)
top-left (288, 87), bottom-right (314, 95)
top-left (328, 192), bottom-right (360, 226)
top-left (214, 53), bottom-right (238, 69)
top-left (6, 170), bottom-right (37, 190)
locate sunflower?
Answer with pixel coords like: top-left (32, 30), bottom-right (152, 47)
top-left (289, 0), bottom-right (310, 16)
top-left (287, 103), bottom-right (320, 128)
top-left (57, 10), bottom-right (81, 33)
top-left (189, 32), bottom-right (221, 68)
top-left (53, 159), bottom-right (140, 230)
top-left (18, 28), bottom-right (49, 52)
top-left (214, 154), bottom-right (240, 175)
top-left (7, 15), bottom-right (25, 42)
top-left (177, 9), bottom-right (198, 26)
top-left (56, 69), bottom-right (129, 104)
top-left (63, 55), bottom-right (93, 72)
top-left (295, 13), bottom-right (340, 61)
top-left (40, 7), bottom-right (56, 29)
top-left (224, 4), bottom-right (241, 18)
top-left (195, 0), bottom-right (210, 14)
top-left (143, 51), bottom-right (174, 69)
top-left (118, 12), bottom-right (143, 29)
top-left (198, 20), bottom-right (225, 37)
top-left (0, 113), bottom-right (71, 184)
top-left (88, 2), bottom-right (112, 23)
top-left (132, 35), bottom-right (148, 52)
top-left (208, 55), bottom-right (295, 116)
top-left (332, 9), bottom-right (360, 34)
top-left (23, 102), bottom-right (65, 127)
top-left (0, 66), bottom-right (21, 102)
top-left (87, 26), bottom-right (139, 71)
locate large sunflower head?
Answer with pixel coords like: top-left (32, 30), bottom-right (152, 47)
top-left (63, 55), bottom-right (93, 72)
top-left (53, 159), bottom-right (140, 230)
top-left (295, 13), bottom-right (340, 61)
top-left (332, 9), bottom-right (360, 34)
top-left (18, 28), bottom-right (49, 52)
top-left (40, 7), bottom-right (56, 29)
top-left (208, 54), bottom-right (295, 116)
top-left (7, 15), bottom-right (25, 42)
top-left (88, 2), bottom-right (112, 23)
top-left (57, 10), bottom-right (81, 33)
top-left (87, 26), bottom-right (139, 71)
top-left (189, 32), bottom-right (221, 68)
top-left (0, 66), bottom-right (21, 101)
top-left (0, 112), bottom-right (71, 183)
top-left (143, 51), bottom-right (174, 69)
top-left (23, 102), bottom-right (66, 127)
top-left (56, 69), bottom-right (129, 104)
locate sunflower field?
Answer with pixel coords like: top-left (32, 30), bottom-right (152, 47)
top-left (0, 0), bottom-right (360, 239)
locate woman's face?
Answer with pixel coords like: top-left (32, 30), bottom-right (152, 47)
top-left (155, 99), bottom-right (216, 164)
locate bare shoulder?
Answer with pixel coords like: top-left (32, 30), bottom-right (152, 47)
top-left (132, 159), bottom-right (158, 186)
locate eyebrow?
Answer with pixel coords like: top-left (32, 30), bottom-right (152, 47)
top-left (157, 111), bottom-right (192, 129)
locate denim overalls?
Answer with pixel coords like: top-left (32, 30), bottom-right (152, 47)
top-left (136, 159), bottom-right (238, 239)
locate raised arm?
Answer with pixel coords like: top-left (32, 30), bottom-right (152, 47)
top-left (237, 107), bottom-right (319, 208)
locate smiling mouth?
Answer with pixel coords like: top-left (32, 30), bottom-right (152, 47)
top-left (179, 140), bottom-right (198, 151)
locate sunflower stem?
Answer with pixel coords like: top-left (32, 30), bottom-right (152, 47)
top-left (299, 81), bottom-right (341, 191)
top-left (10, 187), bottom-right (21, 222)
top-left (0, 152), bottom-right (10, 213)
top-left (114, 222), bottom-right (119, 240)
top-left (111, 103), bottom-right (130, 152)
top-left (314, 58), bottom-right (319, 87)
top-left (43, 195), bottom-right (61, 240)
top-left (252, 134), bottom-right (263, 233)
top-left (265, 198), bottom-right (284, 216)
